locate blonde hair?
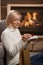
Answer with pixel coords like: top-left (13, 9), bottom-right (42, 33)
top-left (6, 10), bottom-right (22, 25)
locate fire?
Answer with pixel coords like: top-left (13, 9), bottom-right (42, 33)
top-left (25, 21), bottom-right (29, 27)
top-left (32, 12), bottom-right (38, 20)
top-left (21, 12), bottom-right (40, 27)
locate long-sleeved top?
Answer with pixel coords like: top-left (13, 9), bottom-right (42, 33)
top-left (1, 27), bottom-right (26, 65)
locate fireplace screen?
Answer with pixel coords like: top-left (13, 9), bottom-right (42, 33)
top-left (7, 4), bottom-right (43, 35)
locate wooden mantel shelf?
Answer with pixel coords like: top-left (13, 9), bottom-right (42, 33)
top-left (7, 4), bottom-right (43, 7)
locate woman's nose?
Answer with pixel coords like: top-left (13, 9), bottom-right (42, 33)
top-left (17, 21), bottom-right (20, 24)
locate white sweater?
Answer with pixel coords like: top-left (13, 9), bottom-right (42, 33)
top-left (1, 27), bottom-right (25, 65)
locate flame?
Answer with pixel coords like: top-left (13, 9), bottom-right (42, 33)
top-left (21, 12), bottom-right (40, 27)
top-left (25, 21), bottom-right (29, 27)
top-left (25, 20), bottom-right (35, 27)
top-left (24, 12), bottom-right (35, 26)
top-left (32, 12), bottom-right (38, 20)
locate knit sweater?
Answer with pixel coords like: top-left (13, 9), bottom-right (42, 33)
top-left (1, 27), bottom-right (25, 65)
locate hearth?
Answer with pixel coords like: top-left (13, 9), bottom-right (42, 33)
top-left (7, 4), bottom-right (43, 35)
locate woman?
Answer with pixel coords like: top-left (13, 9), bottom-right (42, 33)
top-left (1, 10), bottom-right (32, 65)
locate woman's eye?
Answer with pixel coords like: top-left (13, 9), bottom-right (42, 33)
top-left (15, 19), bottom-right (17, 21)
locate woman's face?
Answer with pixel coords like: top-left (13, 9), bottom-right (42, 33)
top-left (11, 13), bottom-right (21, 28)
top-left (12, 19), bottom-right (20, 28)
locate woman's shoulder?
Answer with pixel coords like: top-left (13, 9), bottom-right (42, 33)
top-left (16, 28), bottom-right (20, 33)
top-left (1, 28), bottom-right (9, 36)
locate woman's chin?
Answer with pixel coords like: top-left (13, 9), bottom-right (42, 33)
top-left (14, 26), bottom-right (19, 28)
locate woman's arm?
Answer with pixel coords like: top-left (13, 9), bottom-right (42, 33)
top-left (1, 33), bottom-right (18, 58)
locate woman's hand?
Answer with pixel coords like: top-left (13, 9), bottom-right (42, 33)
top-left (22, 33), bottom-right (32, 42)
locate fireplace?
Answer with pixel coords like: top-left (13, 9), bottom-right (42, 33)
top-left (7, 4), bottom-right (43, 35)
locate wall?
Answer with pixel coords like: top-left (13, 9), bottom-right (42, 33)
top-left (1, 0), bottom-right (43, 19)
top-left (0, 0), bottom-right (1, 19)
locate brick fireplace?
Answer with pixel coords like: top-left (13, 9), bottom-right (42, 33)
top-left (7, 4), bottom-right (43, 35)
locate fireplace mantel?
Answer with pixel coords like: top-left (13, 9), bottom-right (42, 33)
top-left (7, 4), bottom-right (43, 15)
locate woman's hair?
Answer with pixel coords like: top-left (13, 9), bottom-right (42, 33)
top-left (6, 10), bottom-right (22, 26)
